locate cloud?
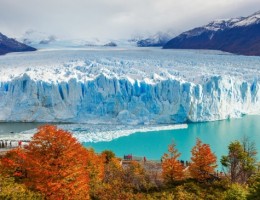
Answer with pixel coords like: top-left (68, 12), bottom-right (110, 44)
top-left (0, 0), bottom-right (259, 39)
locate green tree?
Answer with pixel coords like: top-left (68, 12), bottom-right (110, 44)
top-left (221, 138), bottom-right (257, 184)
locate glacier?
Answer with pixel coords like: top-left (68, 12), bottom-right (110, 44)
top-left (0, 48), bottom-right (259, 124)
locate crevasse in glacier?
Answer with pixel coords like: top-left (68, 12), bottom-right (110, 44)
top-left (0, 48), bottom-right (259, 124)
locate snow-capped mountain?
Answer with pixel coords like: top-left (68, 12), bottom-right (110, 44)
top-left (0, 32), bottom-right (36, 55)
top-left (20, 30), bottom-right (57, 46)
top-left (137, 32), bottom-right (174, 47)
top-left (164, 11), bottom-right (260, 56)
top-left (19, 30), bottom-right (90, 49)
top-left (19, 30), bottom-right (138, 49)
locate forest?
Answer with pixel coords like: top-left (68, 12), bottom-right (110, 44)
top-left (0, 125), bottom-right (259, 200)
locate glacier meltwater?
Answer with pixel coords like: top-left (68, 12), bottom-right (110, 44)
top-left (0, 48), bottom-right (259, 124)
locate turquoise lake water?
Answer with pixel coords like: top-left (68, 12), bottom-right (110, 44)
top-left (84, 115), bottom-right (260, 165)
top-left (0, 115), bottom-right (259, 167)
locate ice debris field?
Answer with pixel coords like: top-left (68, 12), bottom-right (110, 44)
top-left (0, 47), bottom-right (259, 126)
top-left (0, 124), bottom-right (188, 143)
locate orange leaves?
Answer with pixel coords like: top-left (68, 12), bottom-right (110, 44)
top-left (162, 139), bottom-right (217, 183)
top-left (162, 142), bottom-right (184, 183)
top-left (0, 148), bottom-right (27, 179)
top-left (23, 125), bottom-right (90, 199)
top-left (0, 125), bottom-right (222, 198)
top-left (189, 138), bottom-right (217, 182)
top-left (0, 125), bottom-right (107, 200)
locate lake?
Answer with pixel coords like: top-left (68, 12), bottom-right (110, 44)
top-left (0, 115), bottom-right (259, 167)
top-left (84, 115), bottom-right (260, 165)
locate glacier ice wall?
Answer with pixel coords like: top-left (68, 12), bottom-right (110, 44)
top-left (0, 73), bottom-right (259, 124)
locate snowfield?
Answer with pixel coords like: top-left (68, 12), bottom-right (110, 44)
top-left (0, 47), bottom-right (259, 124)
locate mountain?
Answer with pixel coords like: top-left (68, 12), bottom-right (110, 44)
top-left (19, 30), bottom-right (137, 48)
top-left (0, 32), bottom-right (36, 55)
top-left (20, 30), bottom-right (57, 46)
top-left (163, 11), bottom-right (260, 56)
top-left (137, 32), bottom-right (174, 47)
top-left (104, 42), bottom-right (117, 47)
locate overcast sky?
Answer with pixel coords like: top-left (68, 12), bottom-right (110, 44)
top-left (0, 0), bottom-right (259, 40)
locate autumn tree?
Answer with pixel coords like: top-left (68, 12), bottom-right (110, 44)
top-left (86, 148), bottom-right (105, 198)
top-left (94, 158), bottom-right (129, 199)
top-left (93, 158), bottom-right (153, 199)
top-left (162, 142), bottom-right (184, 184)
top-left (124, 160), bottom-right (153, 191)
top-left (101, 150), bottom-right (115, 164)
top-left (221, 138), bottom-right (257, 184)
top-left (23, 125), bottom-right (91, 199)
top-left (248, 169), bottom-right (260, 200)
top-left (0, 125), bottom-right (98, 200)
top-left (0, 148), bottom-right (27, 180)
top-left (189, 138), bottom-right (217, 182)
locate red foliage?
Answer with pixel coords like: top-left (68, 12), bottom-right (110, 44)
top-left (24, 125), bottom-right (90, 199)
top-left (0, 125), bottom-right (102, 200)
top-left (0, 148), bottom-right (27, 179)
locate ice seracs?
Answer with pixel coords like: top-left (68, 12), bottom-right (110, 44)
top-left (0, 48), bottom-right (259, 124)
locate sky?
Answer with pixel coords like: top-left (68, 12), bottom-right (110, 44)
top-left (0, 0), bottom-right (260, 40)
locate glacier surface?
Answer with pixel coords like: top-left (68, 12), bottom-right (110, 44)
top-left (0, 48), bottom-right (259, 124)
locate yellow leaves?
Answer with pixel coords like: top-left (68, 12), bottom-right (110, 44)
top-left (0, 175), bottom-right (43, 200)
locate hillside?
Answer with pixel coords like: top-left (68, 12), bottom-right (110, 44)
top-left (163, 11), bottom-right (260, 56)
top-left (0, 32), bottom-right (36, 55)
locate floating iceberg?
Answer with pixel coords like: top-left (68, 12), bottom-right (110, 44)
top-left (0, 124), bottom-right (188, 143)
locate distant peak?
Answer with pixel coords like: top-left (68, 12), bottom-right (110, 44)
top-left (200, 10), bottom-right (260, 32)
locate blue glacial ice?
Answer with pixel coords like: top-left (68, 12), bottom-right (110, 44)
top-left (0, 48), bottom-right (259, 124)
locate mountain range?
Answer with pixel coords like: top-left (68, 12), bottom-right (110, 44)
top-left (0, 32), bottom-right (36, 55)
top-left (1, 10), bottom-right (260, 56)
top-left (163, 11), bottom-right (260, 56)
top-left (136, 32), bottom-right (174, 47)
top-left (18, 30), bottom-right (137, 48)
